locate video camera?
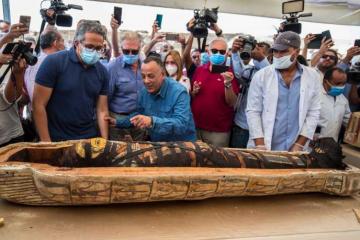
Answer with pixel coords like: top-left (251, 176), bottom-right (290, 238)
top-left (280, 0), bottom-right (312, 34)
top-left (2, 41), bottom-right (37, 66)
top-left (40, 0), bottom-right (83, 27)
top-left (347, 60), bottom-right (360, 85)
top-left (238, 34), bottom-right (257, 61)
top-left (190, 7), bottom-right (219, 38)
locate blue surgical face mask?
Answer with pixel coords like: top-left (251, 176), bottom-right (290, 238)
top-left (123, 54), bottom-right (139, 65)
top-left (328, 85), bottom-right (345, 97)
top-left (80, 47), bottom-right (101, 65)
top-left (210, 53), bottom-right (226, 65)
top-left (273, 54), bottom-right (294, 70)
top-left (201, 52), bottom-right (210, 65)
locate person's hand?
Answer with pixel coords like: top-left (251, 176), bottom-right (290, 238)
top-left (319, 37), bottom-right (334, 55)
top-left (12, 58), bottom-right (27, 75)
top-left (1, 23), bottom-right (28, 44)
top-left (104, 116), bottom-right (116, 127)
top-left (152, 20), bottom-right (160, 33)
top-left (110, 15), bottom-right (121, 30)
top-left (177, 34), bottom-right (186, 46)
top-left (186, 18), bottom-right (196, 33)
top-left (0, 54), bottom-right (13, 65)
top-left (232, 38), bottom-right (244, 53)
top-left (221, 72), bottom-right (234, 88)
top-left (209, 23), bottom-right (222, 35)
top-left (304, 34), bottom-right (317, 47)
top-left (152, 32), bottom-right (166, 43)
top-left (130, 115), bottom-right (152, 129)
top-left (343, 46), bottom-right (360, 64)
top-left (251, 45), bottom-right (266, 61)
top-left (191, 81), bottom-right (202, 95)
top-left (289, 143), bottom-right (304, 152)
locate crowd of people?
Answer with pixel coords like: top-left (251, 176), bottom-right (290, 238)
top-left (0, 13), bottom-right (360, 153)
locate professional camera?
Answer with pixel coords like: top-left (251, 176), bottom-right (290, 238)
top-left (280, 0), bottom-right (312, 34)
top-left (190, 7), bottom-right (219, 38)
top-left (347, 60), bottom-right (360, 85)
top-left (40, 0), bottom-right (83, 27)
top-left (3, 41), bottom-right (37, 66)
top-left (238, 34), bottom-right (257, 61)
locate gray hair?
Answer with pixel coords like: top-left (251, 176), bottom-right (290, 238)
top-left (209, 37), bottom-right (228, 50)
top-left (74, 21), bottom-right (106, 42)
top-left (120, 31), bottom-right (142, 47)
top-left (40, 30), bottom-right (61, 50)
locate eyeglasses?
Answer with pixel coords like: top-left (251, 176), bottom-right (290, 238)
top-left (122, 49), bottom-right (140, 55)
top-left (321, 55), bottom-right (336, 61)
top-left (210, 49), bottom-right (226, 55)
top-left (81, 43), bottom-right (103, 53)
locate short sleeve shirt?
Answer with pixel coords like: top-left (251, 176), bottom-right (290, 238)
top-left (35, 47), bottom-right (109, 141)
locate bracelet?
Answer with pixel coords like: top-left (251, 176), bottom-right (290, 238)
top-left (294, 143), bottom-right (304, 149)
top-left (224, 83), bottom-right (232, 89)
top-left (216, 29), bottom-right (223, 37)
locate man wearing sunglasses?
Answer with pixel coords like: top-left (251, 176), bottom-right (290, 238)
top-left (33, 21), bottom-right (109, 142)
top-left (191, 38), bottom-right (239, 147)
top-left (107, 31), bottom-right (145, 141)
top-left (247, 31), bottom-right (321, 152)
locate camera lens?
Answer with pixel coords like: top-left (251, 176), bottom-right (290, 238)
top-left (22, 51), bottom-right (38, 66)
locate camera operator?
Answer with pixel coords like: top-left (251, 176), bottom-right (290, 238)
top-left (33, 20), bottom-right (109, 142)
top-left (191, 37), bottom-right (239, 147)
top-left (229, 37), bottom-right (270, 148)
top-left (247, 31), bottom-right (321, 151)
top-left (0, 23), bottom-right (30, 147)
top-left (110, 15), bottom-right (121, 58)
top-left (24, 29), bottom-right (65, 105)
top-left (106, 31), bottom-right (146, 141)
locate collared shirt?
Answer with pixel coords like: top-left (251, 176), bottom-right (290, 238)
top-left (116, 77), bottom-right (196, 142)
top-left (107, 56), bottom-right (143, 114)
top-left (25, 52), bottom-right (48, 103)
top-left (271, 65), bottom-right (303, 151)
top-left (232, 53), bottom-right (270, 130)
top-left (191, 63), bottom-right (240, 132)
top-left (35, 47), bottom-right (109, 141)
top-left (318, 87), bottom-right (351, 141)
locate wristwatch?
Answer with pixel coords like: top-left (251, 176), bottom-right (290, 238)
top-left (225, 83), bottom-right (232, 89)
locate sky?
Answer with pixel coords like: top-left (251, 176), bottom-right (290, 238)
top-left (1, 0), bottom-right (360, 53)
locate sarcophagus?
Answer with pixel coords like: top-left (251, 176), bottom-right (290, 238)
top-left (344, 112), bottom-right (360, 148)
top-left (0, 138), bottom-right (359, 206)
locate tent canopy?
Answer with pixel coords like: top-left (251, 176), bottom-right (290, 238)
top-left (87, 0), bottom-right (360, 26)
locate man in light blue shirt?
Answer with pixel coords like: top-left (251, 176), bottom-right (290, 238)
top-left (230, 39), bottom-right (270, 148)
top-left (107, 31), bottom-right (145, 141)
top-left (106, 56), bottom-right (196, 142)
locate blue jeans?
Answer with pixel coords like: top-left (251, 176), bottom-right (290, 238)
top-left (230, 125), bottom-right (249, 148)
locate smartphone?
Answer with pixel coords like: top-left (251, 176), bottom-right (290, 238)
top-left (212, 65), bottom-right (229, 74)
top-left (19, 15), bottom-right (31, 33)
top-left (155, 14), bottom-right (163, 29)
top-left (114, 7), bottom-right (122, 24)
top-left (355, 39), bottom-right (360, 47)
top-left (165, 33), bottom-right (179, 41)
top-left (308, 30), bottom-right (332, 49)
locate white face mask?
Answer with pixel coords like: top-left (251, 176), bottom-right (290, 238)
top-left (273, 54), bottom-right (294, 70)
top-left (165, 64), bottom-right (178, 76)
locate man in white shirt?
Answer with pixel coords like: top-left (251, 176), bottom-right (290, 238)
top-left (246, 31), bottom-right (321, 152)
top-left (318, 67), bottom-right (351, 142)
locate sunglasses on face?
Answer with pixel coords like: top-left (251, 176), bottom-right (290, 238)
top-left (122, 49), bottom-right (140, 55)
top-left (321, 55), bottom-right (336, 61)
top-left (192, 55), bottom-right (200, 59)
top-left (210, 49), bottom-right (226, 55)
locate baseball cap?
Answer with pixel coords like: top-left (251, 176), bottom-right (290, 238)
top-left (271, 31), bottom-right (301, 51)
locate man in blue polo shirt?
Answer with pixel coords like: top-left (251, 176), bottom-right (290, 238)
top-left (33, 21), bottom-right (110, 142)
top-left (105, 56), bottom-right (196, 142)
top-left (107, 31), bottom-right (145, 141)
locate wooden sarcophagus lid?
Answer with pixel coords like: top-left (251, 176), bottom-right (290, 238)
top-left (344, 112), bottom-right (360, 148)
top-left (0, 138), bottom-right (360, 206)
